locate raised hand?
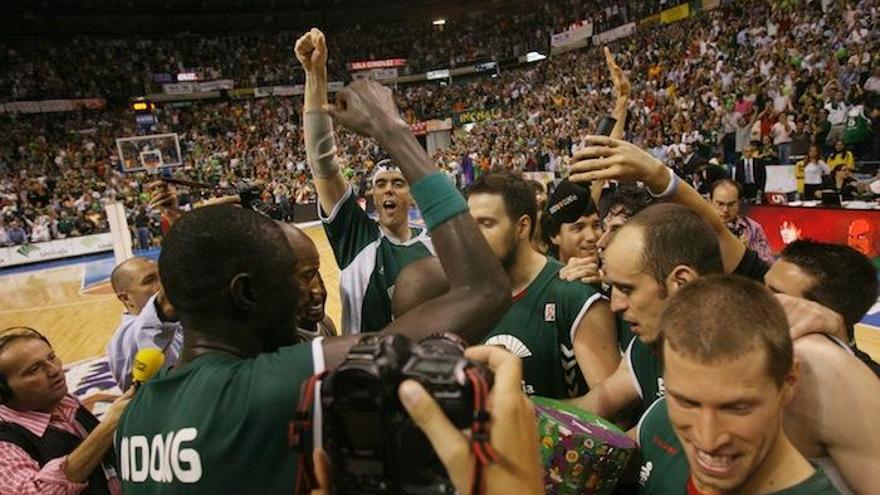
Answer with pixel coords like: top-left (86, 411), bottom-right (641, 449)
top-left (569, 135), bottom-right (669, 192)
top-left (295, 28), bottom-right (328, 77)
top-left (604, 47), bottom-right (631, 99)
top-left (323, 79), bottom-right (408, 141)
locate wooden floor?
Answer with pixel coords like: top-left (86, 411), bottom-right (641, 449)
top-left (1, 224), bottom-right (879, 366)
top-left (0, 225), bottom-right (342, 364)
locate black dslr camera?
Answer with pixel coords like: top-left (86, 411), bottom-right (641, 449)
top-left (321, 333), bottom-right (493, 494)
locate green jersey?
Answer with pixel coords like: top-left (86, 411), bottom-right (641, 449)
top-left (321, 187), bottom-right (434, 334)
top-left (482, 258), bottom-right (605, 398)
top-left (116, 339), bottom-right (324, 494)
top-left (626, 338), bottom-right (665, 411)
top-left (637, 398), bottom-right (840, 494)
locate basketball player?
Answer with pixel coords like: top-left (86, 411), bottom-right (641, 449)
top-left (115, 78), bottom-right (510, 494)
top-left (569, 136), bottom-right (880, 494)
top-left (637, 276), bottom-right (839, 494)
top-left (467, 172), bottom-right (619, 397)
top-left (278, 223), bottom-right (337, 340)
top-left (297, 29), bottom-right (434, 335)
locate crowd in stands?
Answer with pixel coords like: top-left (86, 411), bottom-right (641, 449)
top-left (1, 0), bottom-right (880, 248)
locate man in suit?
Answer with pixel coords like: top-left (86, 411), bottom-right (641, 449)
top-left (735, 143), bottom-right (767, 203)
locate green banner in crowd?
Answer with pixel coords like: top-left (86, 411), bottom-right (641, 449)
top-left (453, 108), bottom-right (503, 126)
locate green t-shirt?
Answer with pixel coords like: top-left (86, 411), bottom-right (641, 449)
top-left (116, 339), bottom-right (324, 494)
top-left (321, 186), bottom-right (434, 334)
top-left (626, 338), bottom-right (666, 411)
top-left (616, 315), bottom-right (636, 353)
top-left (482, 258), bottom-right (605, 398)
top-left (637, 398), bottom-right (840, 494)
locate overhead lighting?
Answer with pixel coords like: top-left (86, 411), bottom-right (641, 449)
top-left (525, 51), bottom-right (547, 63)
top-left (432, 19), bottom-right (446, 26)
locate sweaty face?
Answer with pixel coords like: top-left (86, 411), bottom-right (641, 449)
top-left (294, 243), bottom-right (326, 326)
top-left (665, 344), bottom-right (790, 493)
top-left (711, 185), bottom-right (741, 224)
top-left (763, 259), bottom-right (815, 298)
top-left (0, 338), bottom-right (67, 412)
top-left (372, 171), bottom-right (411, 233)
top-left (468, 193), bottom-right (520, 270)
top-left (602, 227), bottom-right (669, 344)
top-left (552, 213), bottom-right (601, 263)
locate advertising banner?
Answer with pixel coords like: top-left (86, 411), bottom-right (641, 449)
top-left (551, 20), bottom-right (594, 48)
top-left (453, 108), bottom-right (502, 126)
top-left (347, 58), bottom-right (407, 72)
top-left (660, 4), bottom-right (691, 23)
top-left (0, 233), bottom-right (113, 268)
top-left (162, 82), bottom-right (196, 95)
top-left (198, 79), bottom-right (234, 92)
top-left (0, 99), bottom-right (106, 114)
top-left (410, 122), bottom-right (428, 136)
top-left (591, 22), bottom-right (636, 45)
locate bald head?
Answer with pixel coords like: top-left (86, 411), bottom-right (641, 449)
top-left (277, 222), bottom-right (326, 327)
top-left (111, 257), bottom-right (160, 315)
top-left (391, 256), bottom-right (450, 318)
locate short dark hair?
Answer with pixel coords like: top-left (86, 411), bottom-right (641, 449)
top-left (709, 179), bottom-right (742, 200)
top-left (626, 203), bottom-right (723, 287)
top-left (661, 275), bottom-right (793, 388)
top-left (780, 240), bottom-right (879, 330)
top-left (597, 184), bottom-right (654, 221)
top-left (467, 172), bottom-right (537, 235)
top-left (158, 205), bottom-right (296, 317)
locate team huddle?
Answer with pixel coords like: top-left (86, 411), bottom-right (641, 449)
top-left (1, 27), bottom-right (879, 495)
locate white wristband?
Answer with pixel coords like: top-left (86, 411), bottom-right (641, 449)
top-left (304, 110), bottom-right (341, 178)
top-left (647, 167), bottom-right (679, 199)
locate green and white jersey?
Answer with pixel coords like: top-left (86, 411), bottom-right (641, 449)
top-left (321, 186), bottom-right (434, 334)
top-left (115, 339), bottom-right (324, 495)
top-left (626, 338), bottom-right (666, 411)
top-left (637, 398), bottom-right (840, 495)
top-left (482, 258), bottom-right (605, 399)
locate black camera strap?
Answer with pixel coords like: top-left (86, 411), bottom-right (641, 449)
top-left (291, 371), bottom-right (328, 495)
top-left (465, 367), bottom-right (498, 495)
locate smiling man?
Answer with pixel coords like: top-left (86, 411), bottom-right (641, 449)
top-left (637, 276), bottom-right (838, 495)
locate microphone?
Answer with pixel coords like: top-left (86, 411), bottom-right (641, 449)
top-left (131, 348), bottom-right (166, 389)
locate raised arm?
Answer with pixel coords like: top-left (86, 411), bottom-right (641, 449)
top-left (590, 48), bottom-right (631, 206)
top-left (324, 79), bottom-right (510, 345)
top-left (295, 29), bottom-right (348, 215)
top-left (569, 136), bottom-right (747, 273)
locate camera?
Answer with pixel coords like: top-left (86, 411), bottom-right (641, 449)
top-left (321, 333), bottom-right (493, 494)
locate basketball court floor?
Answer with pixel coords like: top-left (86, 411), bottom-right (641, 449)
top-left (1, 224), bottom-right (879, 399)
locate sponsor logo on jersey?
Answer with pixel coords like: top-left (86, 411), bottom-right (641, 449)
top-left (544, 303), bottom-right (556, 322)
top-left (639, 461), bottom-right (654, 486)
top-left (484, 334), bottom-right (533, 358)
top-left (657, 377), bottom-right (666, 398)
top-left (120, 428), bottom-right (203, 484)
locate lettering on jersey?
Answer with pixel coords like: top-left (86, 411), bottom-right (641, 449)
top-left (657, 377), bottom-right (666, 398)
top-left (520, 380), bottom-right (536, 395)
top-left (652, 435), bottom-right (679, 456)
top-left (544, 303), bottom-right (556, 322)
top-left (484, 334), bottom-right (533, 358)
top-left (120, 428), bottom-right (203, 484)
top-left (639, 461), bottom-right (654, 486)
top-left (560, 344), bottom-right (582, 397)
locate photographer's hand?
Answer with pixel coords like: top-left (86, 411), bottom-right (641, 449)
top-left (399, 346), bottom-right (543, 495)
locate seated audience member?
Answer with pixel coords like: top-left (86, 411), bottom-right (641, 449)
top-left (710, 179), bottom-right (774, 265)
top-left (106, 257), bottom-right (182, 391)
top-left (114, 71), bottom-right (509, 493)
top-left (637, 276), bottom-right (839, 495)
top-left (0, 327), bottom-right (132, 495)
top-left (826, 140), bottom-right (855, 172)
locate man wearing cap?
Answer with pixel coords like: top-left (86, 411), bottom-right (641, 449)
top-left (544, 179), bottom-right (604, 284)
top-left (298, 29), bottom-right (434, 334)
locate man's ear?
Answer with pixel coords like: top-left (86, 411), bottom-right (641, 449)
top-left (665, 265), bottom-right (699, 296)
top-left (516, 214), bottom-right (533, 241)
top-left (229, 273), bottom-right (258, 314)
top-left (116, 292), bottom-right (132, 309)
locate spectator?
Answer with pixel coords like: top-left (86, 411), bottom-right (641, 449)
top-left (801, 144), bottom-right (831, 199)
top-left (710, 179), bottom-right (774, 265)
